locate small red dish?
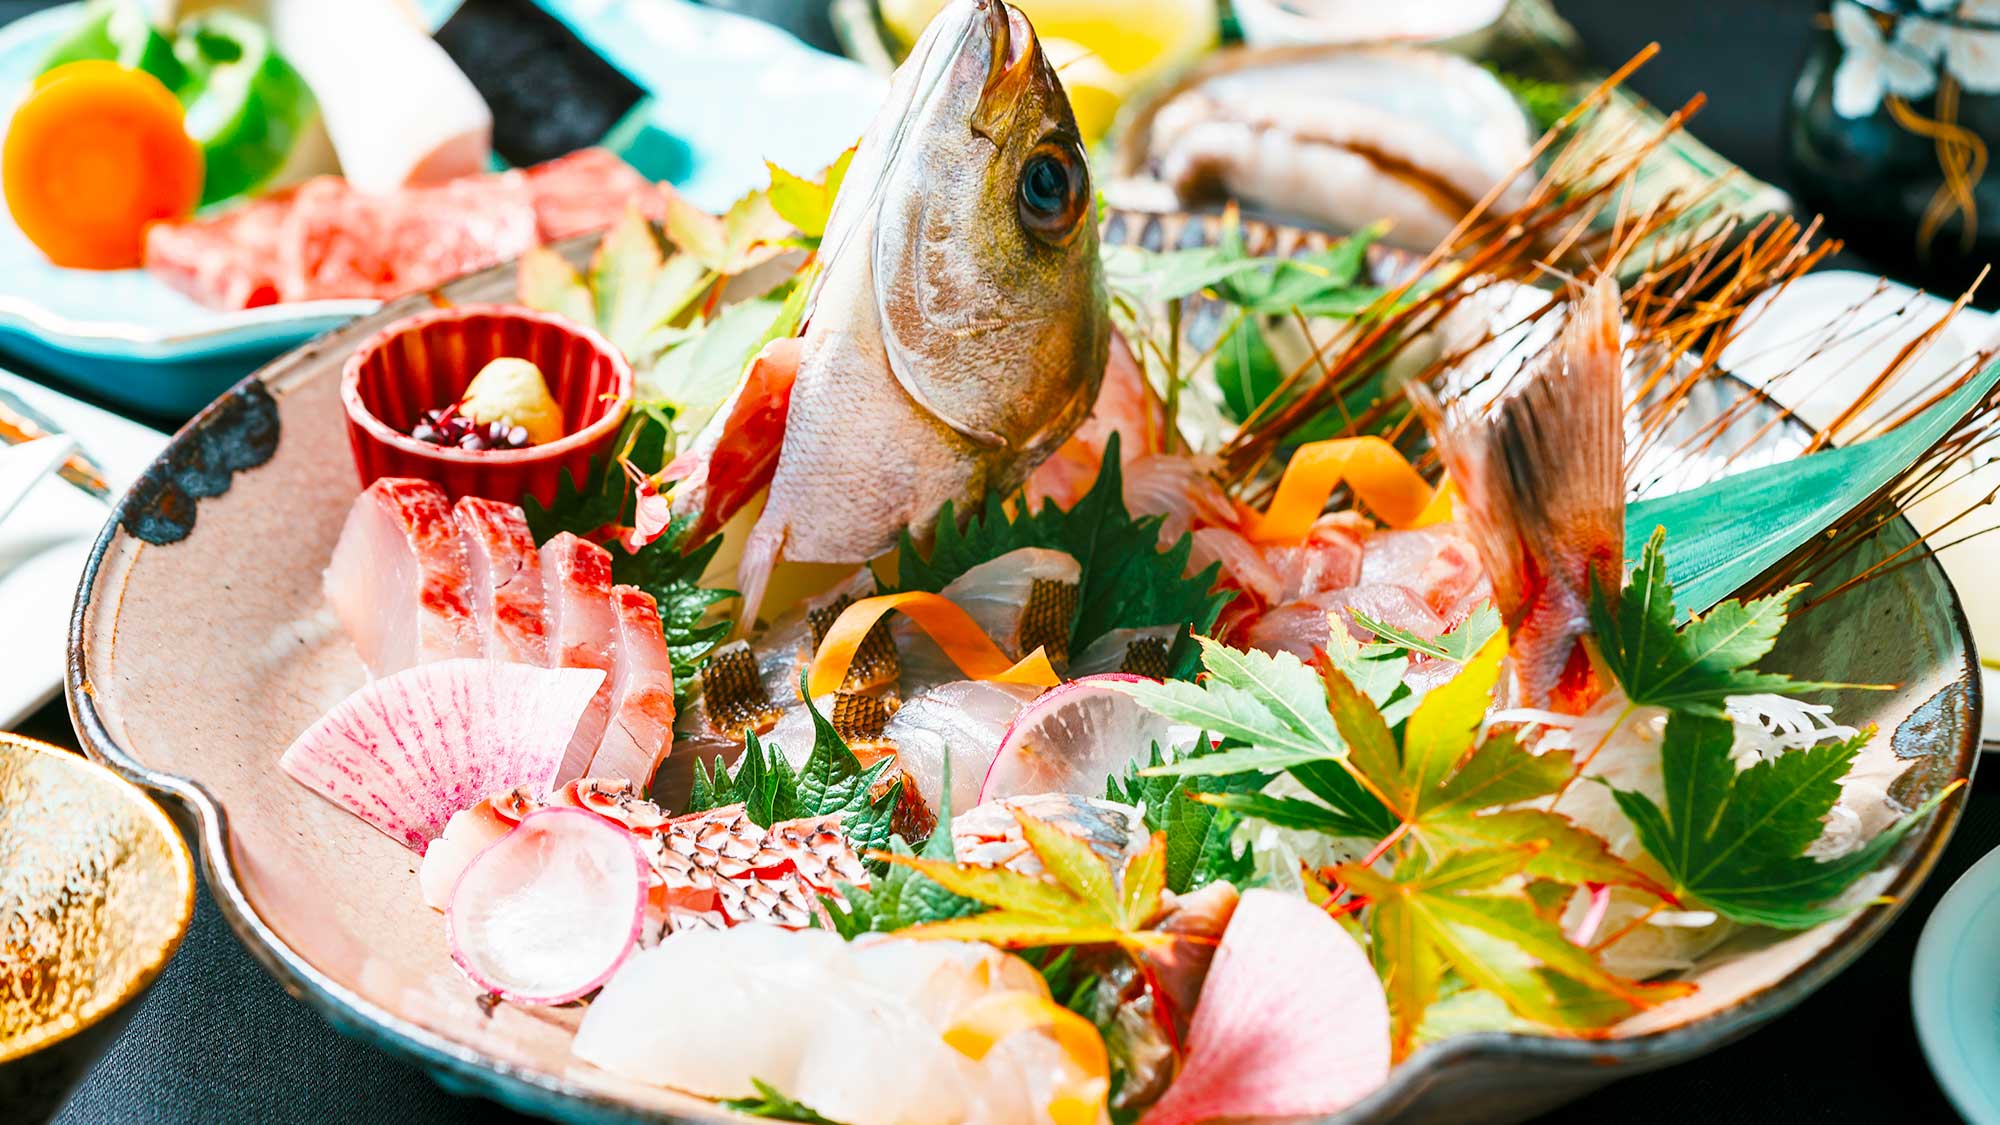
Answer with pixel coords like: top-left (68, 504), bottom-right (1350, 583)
top-left (342, 304), bottom-right (632, 507)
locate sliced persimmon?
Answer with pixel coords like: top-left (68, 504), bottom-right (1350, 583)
top-left (4, 61), bottom-right (203, 270)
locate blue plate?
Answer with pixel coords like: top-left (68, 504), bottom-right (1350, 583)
top-left (0, 0), bottom-right (884, 418)
top-left (1913, 842), bottom-right (2000, 1124)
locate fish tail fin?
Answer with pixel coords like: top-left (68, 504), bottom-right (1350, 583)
top-left (736, 519), bottom-right (786, 634)
top-left (667, 337), bottom-right (801, 546)
top-left (1417, 276), bottom-right (1625, 709)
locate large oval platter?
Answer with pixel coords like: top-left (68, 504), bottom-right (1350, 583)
top-left (66, 227), bottom-right (1979, 1123)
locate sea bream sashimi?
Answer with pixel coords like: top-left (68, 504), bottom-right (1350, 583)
top-left (588, 585), bottom-right (678, 785)
top-left (541, 532), bottom-right (620, 782)
top-left (323, 477), bottom-right (481, 676)
top-left (671, 0), bottom-right (1111, 627)
top-left (452, 496), bottom-right (551, 666)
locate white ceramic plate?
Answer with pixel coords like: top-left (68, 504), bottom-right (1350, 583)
top-left (0, 370), bottom-right (165, 726)
top-left (1913, 842), bottom-right (2000, 1125)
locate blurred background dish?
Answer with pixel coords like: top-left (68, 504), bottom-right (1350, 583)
top-left (0, 732), bottom-right (194, 1125)
top-left (1913, 840), bottom-right (2000, 1125)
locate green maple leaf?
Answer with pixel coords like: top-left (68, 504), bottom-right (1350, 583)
top-left (892, 433), bottom-right (1232, 676)
top-left (1106, 742), bottom-right (1265, 893)
top-left (518, 205), bottom-right (710, 374)
top-left (1611, 712), bottom-right (1955, 929)
top-left (765, 148), bottom-right (854, 240)
top-left (1320, 633), bottom-right (1668, 897)
top-left (1592, 527), bottom-right (1854, 718)
top-left (688, 691), bottom-right (899, 855)
top-left (823, 757), bottom-right (984, 938)
top-left (720, 1079), bottom-right (847, 1125)
top-left (1352, 602), bottom-right (1502, 665)
top-left (1338, 847), bottom-right (1693, 1060)
top-left (1115, 637), bottom-right (1345, 775)
top-left (882, 809), bottom-right (1174, 954)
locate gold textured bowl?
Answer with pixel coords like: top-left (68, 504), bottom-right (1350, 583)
top-left (0, 733), bottom-right (194, 1121)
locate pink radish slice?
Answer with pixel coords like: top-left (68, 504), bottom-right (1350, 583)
top-left (446, 807), bottom-right (647, 1005)
top-left (1140, 889), bottom-right (1391, 1125)
top-left (979, 673), bottom-right (1175, 802)
top-left (279, 659), bottom-right (605, 851)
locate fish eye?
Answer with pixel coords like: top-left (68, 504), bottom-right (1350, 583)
top-left (1017, 142), bottom-right (1088, 244)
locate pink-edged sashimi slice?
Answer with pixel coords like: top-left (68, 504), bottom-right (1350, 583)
top-left (324, 477), bottom-right (481, 676)
top-left (453, 496), bottom-right (552, 666)
top-left (279, 659), bottom-right (606, 851)
top-left (542, 532), bottom-right (618, 782)
top-left (587, 584), bottom-right (678, 789)
top-left (1139, 888), bottom-right (1392, 1125)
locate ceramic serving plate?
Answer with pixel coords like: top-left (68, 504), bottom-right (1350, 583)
top-left (0, 0), bottom-right (883, 419)
top-left (66, 237), bottom-right (1981, 1122)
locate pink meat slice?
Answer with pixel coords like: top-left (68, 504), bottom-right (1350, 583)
top-left (453, 497), bottom-right (551, 666)
top-left (589, 585), bottom-right (678, 789)
top-left (524, 147), bottom-right (663, 241)
top-left (279, 173), bottom-right (541, 302)
top-left (324, 478), bottom-right (481, 676)
top-left (143, 187), bottom-right (299, 310)
top-left (541, 533), bottom-right (619, 782)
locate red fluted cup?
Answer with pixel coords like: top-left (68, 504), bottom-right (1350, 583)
top-left (341, 304), bottom-right (633, 507)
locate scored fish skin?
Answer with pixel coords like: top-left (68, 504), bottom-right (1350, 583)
top-left (324, 477), bottom-right (480, 677)
top-left (590, 584), bottom-right (679, 789)
top-left (540, 532), bottom-right (619, 782)
top-left (452, 496), bottom-right (551, 666)
top-left (727, 0), bottom-right (1109, 625)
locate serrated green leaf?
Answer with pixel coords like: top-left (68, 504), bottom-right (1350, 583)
top-left (891, 433), bottom-right (1232, 668)
top-left (720, 1079), bottom-right (847, 1125)
top-left (517, 246), bottom-right (594, 327)
top-left (1106, 742), bottom-right (1265, 892)
top-left (1119, 638), bottom-right (1345, 772)
top-left (1612, 712), bottom-right (1952, 928)
top-left (1593, 528), bottom-right (1853, 717)
top-left (766, 148), bottom-right (853, 239)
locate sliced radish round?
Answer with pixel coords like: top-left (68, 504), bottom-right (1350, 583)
top-left (446, 807), bottom-right (647, 1005)
top-left (979, 673), bottom-right (1175, 802)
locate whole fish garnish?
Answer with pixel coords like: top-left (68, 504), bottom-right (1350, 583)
top-left (676, 0), bottom-right (1109, 626)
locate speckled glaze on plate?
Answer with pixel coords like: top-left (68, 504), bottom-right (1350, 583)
top-left (0, 732), bottom-right (195, 1123)
top-left (65, 234), bottom-right (1980, 1123)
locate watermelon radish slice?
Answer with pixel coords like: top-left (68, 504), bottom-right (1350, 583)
top-left (1140, 889), bottom-right (1391, 1125)
top-left (279, 659), bottom-right (606, 850)
top-left (979, 673), bottom-right (1176, 802)
top-left (446, 807), bottom-right (647, 1005)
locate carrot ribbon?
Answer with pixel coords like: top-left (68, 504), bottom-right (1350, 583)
top-left (805, 592), bottom-right (1059, 698)
top-left (1242, 437), bottom-right (1451, 545)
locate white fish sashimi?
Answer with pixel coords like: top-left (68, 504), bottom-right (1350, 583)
top-left (541, 533), bottom-right (619, 783)
top-left (896, 548), bottom-right (1082, 688)
top-left (323, 477), bottom-right (481, 676)
top-left (278, 659), bottom-right (604, 850)
top-left (886, 680), bottom-right (1046, 818)
top-left (452, 496), bottom-right (551, 666)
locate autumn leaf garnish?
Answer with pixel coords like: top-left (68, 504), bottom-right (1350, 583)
top-left (875, 809), bottom-right (1176, 956)
top-left (1611, 712), bottom-right (1959, 929)
top-left (1337, 847), bottom-right (1694, 1060)
top-left (1319, 632), bottom-right (1671, 899)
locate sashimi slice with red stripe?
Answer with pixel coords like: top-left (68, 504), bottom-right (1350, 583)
top-left (589, 585), bottom-right (677, 788)
top-left (324, 477), bottom-right (481, 677)
top-left (454, 497), bottom-right (551, 666)
top-left (541, 532), bottom-right (619, 782)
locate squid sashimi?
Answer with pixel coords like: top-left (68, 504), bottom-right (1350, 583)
top-left (324, 477), bottom-right (480, 676)
top-left (452, 496), bottom-right (551, 666)
top-left (574, 928), bottom-right (1107, 1125)
top-left (279, 659), bottom-right (605, 850)
top-left (541, 532), bottom-right (619, 782)
top-left (588, 585), bottom-right (678, 788)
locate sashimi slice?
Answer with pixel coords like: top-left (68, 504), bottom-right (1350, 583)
top-left (664, 336), bottom-right (800, 548)
top-left (324, 477), bottom-right (481, 676)
top-left (588, 585), bottom-right (678, 787)
top-left (453, 496), bottom-right (551, 666)
top-left (419, 791), bottom-right (531, 908)
top-left (541, 533), bottom-right (619, 782)
top-left (447, 807), bottom-right (647, 1005)
top-left (1140, 888), bottom-right (1391, 1125)
top-left (981, 675), bottom-right (1177, 803)
top-left (279, 659), bottom-right (605, 850)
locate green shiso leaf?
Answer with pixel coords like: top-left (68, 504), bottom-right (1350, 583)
top-left (720, 1079), bottom-right (848, 1125)
top-left (1625, 358), bottom-right (2000, 619)
top-left (892, 432), bottom-right (1232, 676)
top-left (1106, 742), bottom-right (1266, 893)
top-left (823, 757), bottom-right (985, 938)
top-left (688, 690), bottom-right (898, 854)
top-left (1611, 712), bottom-right (1954, 929)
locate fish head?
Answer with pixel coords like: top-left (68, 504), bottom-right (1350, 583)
top-left (827, 0), bottom-right (1109, 460)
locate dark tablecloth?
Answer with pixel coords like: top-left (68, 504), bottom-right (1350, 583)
top-left (16, 0), bottom-right (1987, 1122)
